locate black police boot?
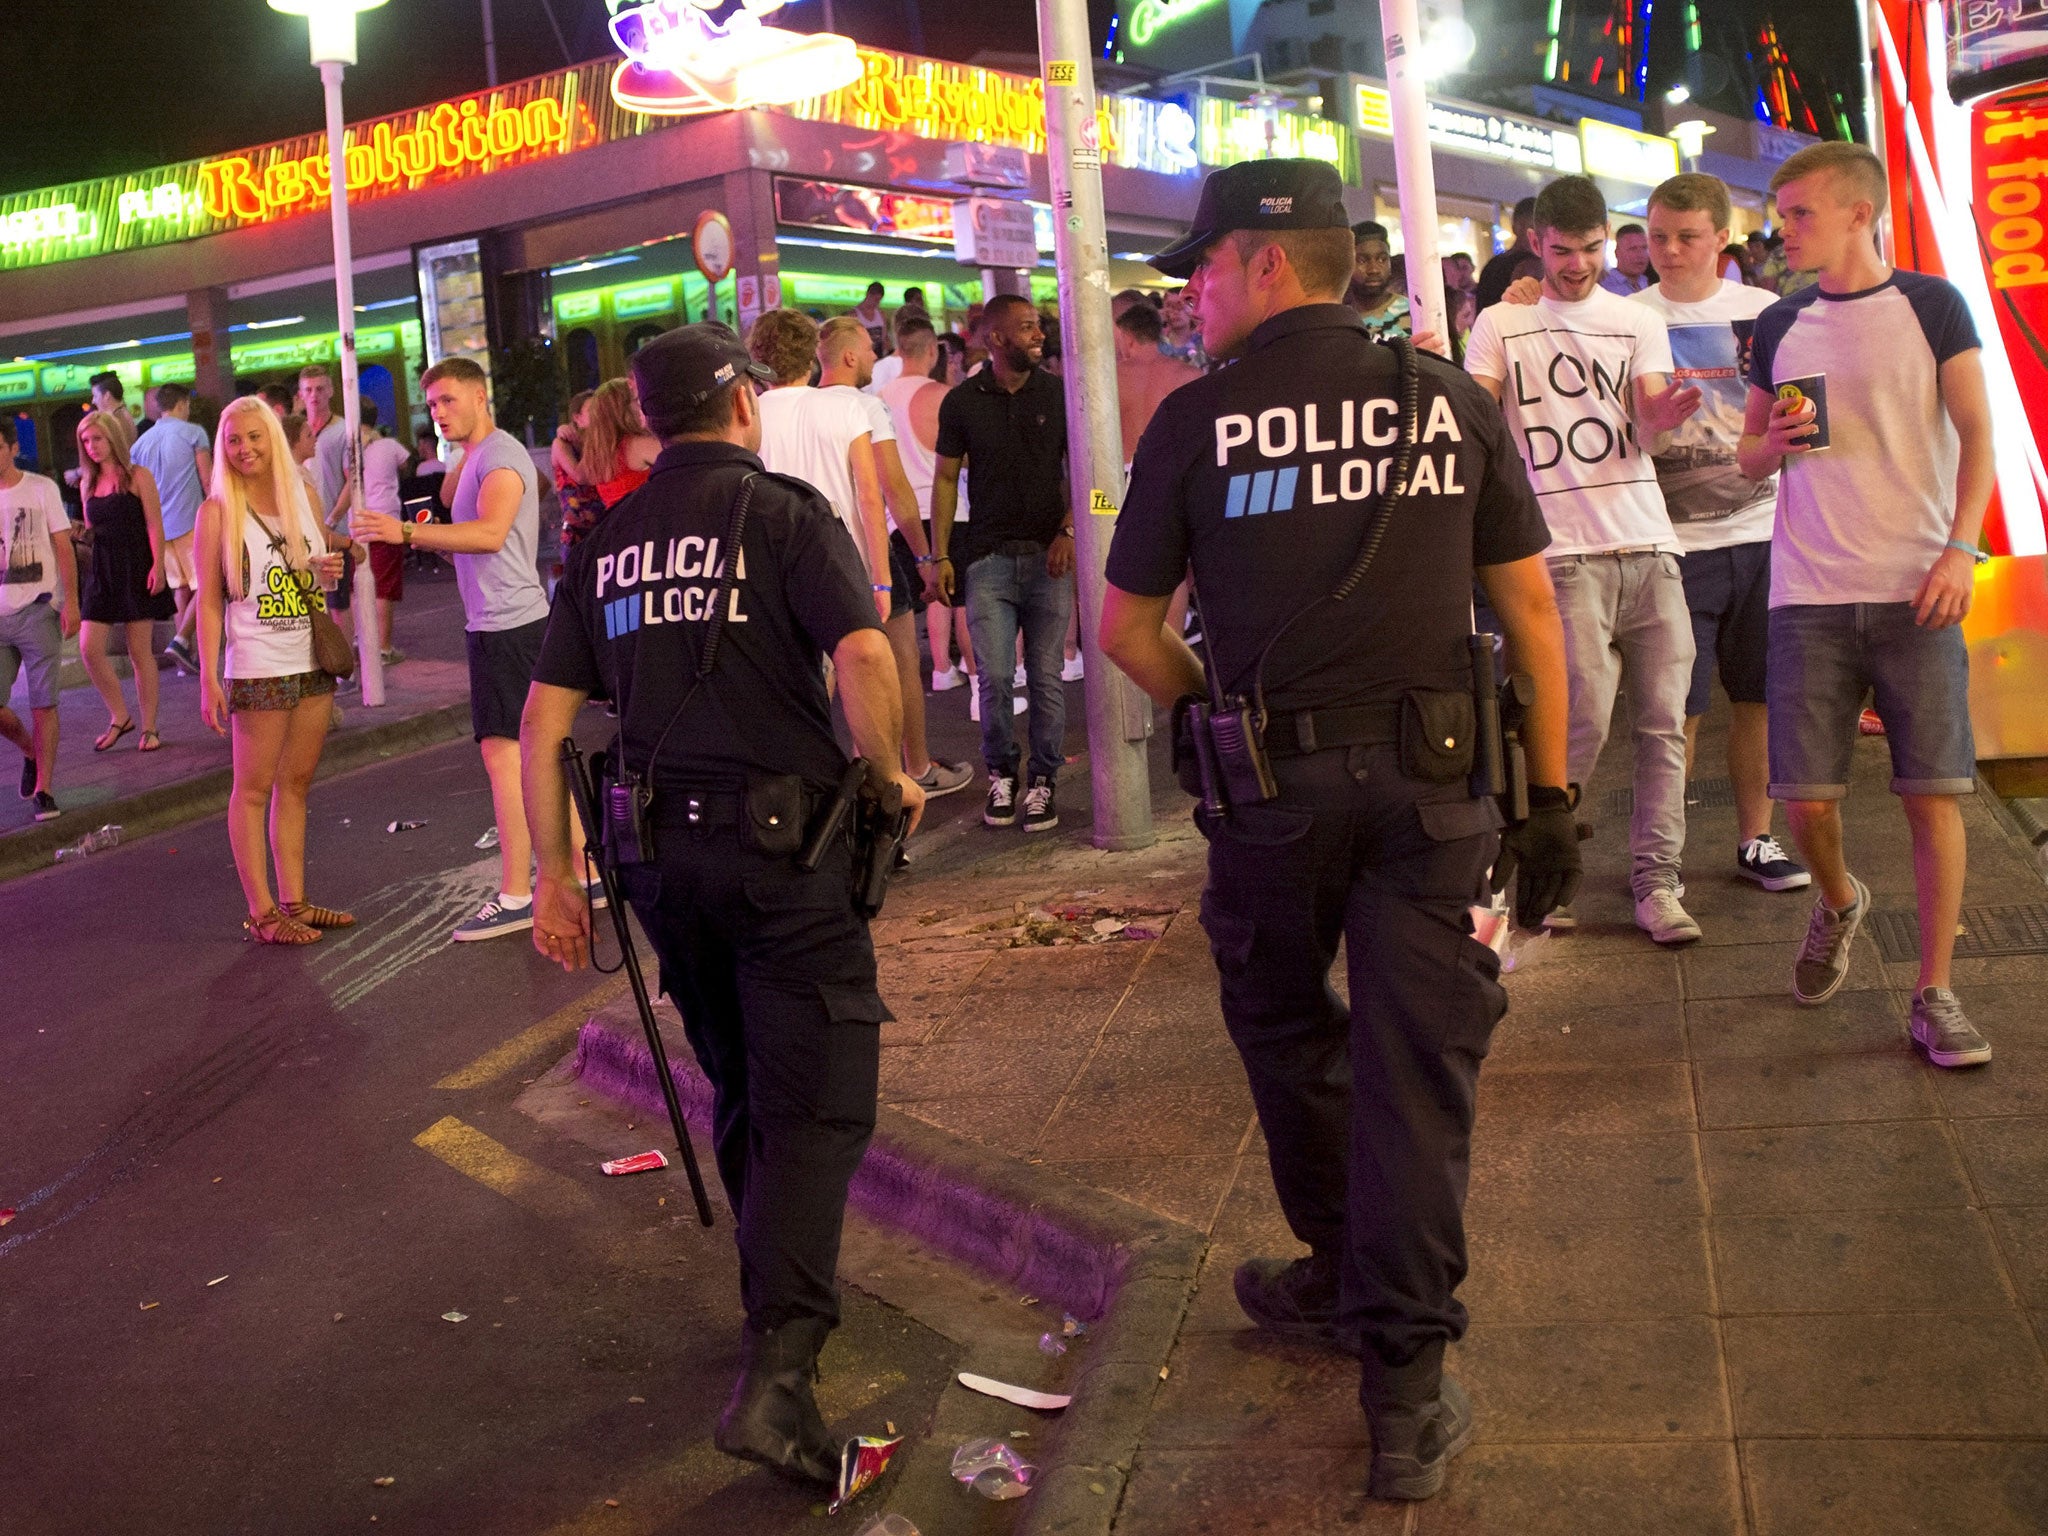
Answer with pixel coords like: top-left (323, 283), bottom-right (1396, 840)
top-left (713, 1317), bottom-right (842, 1487)
top-left (1359, 1341), bottom-right (1473, 1501)
top-left (1232, 1252), bottom-right (1358, 1353)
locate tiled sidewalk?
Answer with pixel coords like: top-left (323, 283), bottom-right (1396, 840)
top-left (875, 710), bottom-right (2048, 1534)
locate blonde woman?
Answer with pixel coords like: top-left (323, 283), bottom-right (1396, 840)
top-left (195, 397), bottom-right (353, 945)
top-left (579, 377), bottom-right (659, 509)
top-left (76, 411), bottom-right (174, 752)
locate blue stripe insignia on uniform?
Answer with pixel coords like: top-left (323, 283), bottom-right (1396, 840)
top-left (1223, 473), bottom-right (1248, 518)
top-left (1272, 466), bottom-right (1299, 512)
top-left (1246, 469), bottom-right (1275, 517)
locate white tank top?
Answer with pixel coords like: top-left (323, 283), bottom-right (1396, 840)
top-left (224, 499), bottom-right (327, 681)
top-left (878, 375), bottom-right (968, 522)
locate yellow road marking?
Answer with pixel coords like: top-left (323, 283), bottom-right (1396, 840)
top-left (537, 1369), bottom-right (907, 1534)
top-left (412, 1116), bottom-right (595, 1219)
top-left (434, 975), bottom-right (628, 1090)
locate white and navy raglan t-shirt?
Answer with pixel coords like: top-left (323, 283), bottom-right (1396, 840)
top-left (1747, 270), bottom-right (1980, 608)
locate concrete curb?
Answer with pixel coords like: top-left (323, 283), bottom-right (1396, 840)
top-left (0, 701), bottom-right (472, 885)
top-left (572, 1007), bottom-right (1203, 1536)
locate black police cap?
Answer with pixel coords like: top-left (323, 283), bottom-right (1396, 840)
top-left (630, 323), bottom-right (778, 415)
top-left (1150, 158), bottom-right (1353, 281)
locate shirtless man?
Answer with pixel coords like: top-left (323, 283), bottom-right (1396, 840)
top-left (1114, 303), bottom-right (1202, 462)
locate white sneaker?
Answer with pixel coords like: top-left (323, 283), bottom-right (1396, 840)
top-left (932, 665), bottom-right (965, 693)
top-left (969, 688), bottom-right (980, 723)
top-left (1634, 887), bottom-right (1703, 946)
top-left (1061, 653), bottom-right (1085, 682)
top-left (1013, 662), bottom-right (1027, 689)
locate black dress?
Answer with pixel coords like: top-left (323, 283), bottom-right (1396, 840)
top-left (82, 486), bottom-right (174, 625)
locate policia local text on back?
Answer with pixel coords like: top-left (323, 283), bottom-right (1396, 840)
top-left (516, 323), bottom-right (926, 1491)
top-left (1098, 158), bottom-right (1581, 1504)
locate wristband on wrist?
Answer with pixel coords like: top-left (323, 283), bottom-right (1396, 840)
top-left (1946, 538), bottom-right (1988, 565)
top-left (915, 555), bottom-right (937, 566)
top-left (870, 583), bottom-right (893, 593)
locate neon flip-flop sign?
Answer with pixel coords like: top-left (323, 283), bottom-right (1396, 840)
top-left (608, 0), bottom-right (863, 116)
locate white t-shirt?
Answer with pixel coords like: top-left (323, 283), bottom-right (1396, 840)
top-left (865, 353), bottom-right (905, 395)
top-left (1630, 279), bottom-right (1778, 552)
top-left (0, 472), bottom-right (71, 617)
top-left (756, 385), bottom-right (876, 569)
top-left (826, 383), bottom-right (912, 532)
top-left (361, 434), bottom-right (411, 514)
top-left (226, 494), bottom-right (329, 681)
top-left (1464, 287), bottom-right (1678, 556)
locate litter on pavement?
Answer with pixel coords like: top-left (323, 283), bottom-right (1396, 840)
top-left (386, 819), bottom-right (428, 833)
top-left (956, 1373), bottom-right (1071, 1412)
top-left (830, 1434), bottom-right (902, 1514)
top-left (950, 1438), bottom-right (1035, 1500)
top-left (600, 1150), bottom-right (668, 1176)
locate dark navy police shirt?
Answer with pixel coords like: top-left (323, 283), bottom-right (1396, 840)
top-left (1106, 303), bottom-right (1550, 713)
top-left (534, 440), bottom-right (881, 792)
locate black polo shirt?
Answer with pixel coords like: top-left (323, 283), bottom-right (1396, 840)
top-left (934, 364), bottom-right (1067, 568)
top-left (1106, 303), bottom-right (1549, 714)
top-left (534, 440), bottom-right (880, 792)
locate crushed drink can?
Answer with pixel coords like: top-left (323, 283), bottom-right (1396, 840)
top-left (829, 1433), bottom-right (903, 1514)
top-left (600, 1150), bottom-right (669, 1176)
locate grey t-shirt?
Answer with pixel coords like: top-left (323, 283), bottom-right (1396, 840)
top-left (451, 429), bottom-right (549, 633)
top-left (314, 418), bottom-right (347, 518)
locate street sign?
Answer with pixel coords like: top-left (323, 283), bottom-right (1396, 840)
top-left (951, 197), bottom-right (1037, 268)
top-left (692, 209), bottom-right (734, 282)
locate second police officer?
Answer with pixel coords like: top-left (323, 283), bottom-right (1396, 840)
top-left (1099, 160), bottom-right (1581, 1501)
top-left (519, 324), bottom-right (925, 1487)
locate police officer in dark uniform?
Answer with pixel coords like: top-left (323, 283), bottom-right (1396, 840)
top-left (519, 323), bottom-right (926, 1487)
top-left (1099, 161), bottom-right (1580, 1501)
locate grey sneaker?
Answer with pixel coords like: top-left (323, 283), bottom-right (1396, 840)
top-left (1792, 875), bottom-right (1871, 1005)
top-left (913, 758), bottom-right (974, 799)
top-left (1542, 902), bottom-right (1576, 932)
top-left (1910, 987), bottom-right (1992, 1068)
top-left (1635, 886), bottom-right (1703, 945)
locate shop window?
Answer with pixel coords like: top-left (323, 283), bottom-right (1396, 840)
top-left (625, 324), bottom-right (665, 356)
top-left (360, 364), bottom-right (397, 437)
top-left (566, 328), bottom-right (601, 393)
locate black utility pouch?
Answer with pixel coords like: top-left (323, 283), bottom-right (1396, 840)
top-left (745, 774), bottom-right (807, 857)
top-left (1399, 689), bottom-right (1478, 784)
top-left (1170, 697), bottom-right (1206, 798)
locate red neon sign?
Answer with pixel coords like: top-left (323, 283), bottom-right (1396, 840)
top-left (198, 96), bottom-right (573, 224)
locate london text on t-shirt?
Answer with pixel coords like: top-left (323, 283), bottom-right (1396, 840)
top-left (1463, 289), bottom-right (1676, 555)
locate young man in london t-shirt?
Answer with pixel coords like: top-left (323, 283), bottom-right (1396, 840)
top-left (1737, 142), bottom-right (1996, 1069)
top-left (1465, 174), bottom-right (1706, 944)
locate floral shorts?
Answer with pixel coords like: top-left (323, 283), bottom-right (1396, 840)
top-left (228, 669), bottom-right (337, 714)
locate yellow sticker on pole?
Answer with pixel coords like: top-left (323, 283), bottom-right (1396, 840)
top-left (1047, 61), bottom-right (1079, 86)
top-left (1089, 488), bottom-right (1117, 516)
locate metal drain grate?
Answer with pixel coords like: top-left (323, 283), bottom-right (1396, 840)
top-left (1868, 903), bottom-right (2048, 963)
top-left (1605, 778), bottom-right (1736, 815)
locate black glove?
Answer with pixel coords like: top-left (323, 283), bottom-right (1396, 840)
top-left (1491, 784), bottom-right (1581, 929)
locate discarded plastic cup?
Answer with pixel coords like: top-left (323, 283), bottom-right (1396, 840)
top-left (475, 826), bottom-right (500, 850)
top-left (951, 1438), bottom-right (1035, 1500)
top-left (54, 824), bottom-right (123, 864)
top-left (1038, 1332), bottom-right (1067, 1356)
top-left (852, 1516), bottom-right (920, 1536)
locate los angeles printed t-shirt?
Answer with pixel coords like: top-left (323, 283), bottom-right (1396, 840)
top-left (1630, 278), bottom-right (1778, 553)
top-left (1463, 286), bottom-right (1677, 555)
top-left (449, 429), bottom-right (549, 633)
top-left (129, 415), bottom-right (210, 541)
top-left (756, 385), bottom-right (877, 572)
top-left (1747, 269), bottom-right (1980, 608)
top-left (0, 472), bottom-right (72, 617)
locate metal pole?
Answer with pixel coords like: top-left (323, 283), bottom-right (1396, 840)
top-left (1378, 0), bottom-right (1448, 345)
top-left (480, 0), bottom-right (500, 86)
top-left (1036, 0), bottom-right (1155, 850)
top-left (322, 60), bottom-right (385, 706)
top-left (1858, 0), bottom-right (1892, 261)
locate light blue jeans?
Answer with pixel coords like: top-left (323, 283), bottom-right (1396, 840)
top-left (963, 544), bottom-right (1073, 782)
top-left (1547, 552), bottom-right (1695, 897)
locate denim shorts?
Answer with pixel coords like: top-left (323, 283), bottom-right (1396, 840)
top-left (1766, 602), bottom-right (1974, 799)
top-left (1677, 540), bottom-right (1771, 716)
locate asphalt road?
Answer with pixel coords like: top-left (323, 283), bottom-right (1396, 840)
top-left (0, 726), bottom-right (968, 1536)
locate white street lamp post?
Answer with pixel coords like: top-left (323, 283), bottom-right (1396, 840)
top-left (269, 0), bottom-right (388, 707)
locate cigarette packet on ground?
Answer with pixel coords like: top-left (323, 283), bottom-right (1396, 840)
top-left (600, 1150), bottom-right (669, 1176)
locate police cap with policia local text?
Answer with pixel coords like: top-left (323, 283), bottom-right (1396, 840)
top-left (1149, 158), bottom-right (1354, 280)
top-left (630, 322), bottom-right (779, 417)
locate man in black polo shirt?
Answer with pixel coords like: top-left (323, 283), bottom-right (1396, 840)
top-left (930, 294), bottom-right (1073, 833)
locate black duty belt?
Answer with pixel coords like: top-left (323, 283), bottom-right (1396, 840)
top-left (647, 783), bottom-right (829, 830)
top-left (1262, 702), bottom-right (1401, 759)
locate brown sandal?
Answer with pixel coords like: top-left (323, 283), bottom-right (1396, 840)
top-left (244, 908), bottom-right (322, 945)
top-left (282, 900), bottom-right (355, 929)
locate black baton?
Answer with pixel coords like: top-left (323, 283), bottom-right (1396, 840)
top-left (562, 737), bottom-right (715, 1227)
